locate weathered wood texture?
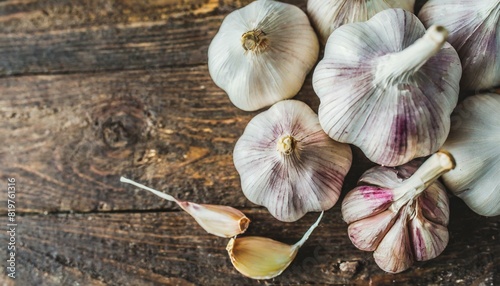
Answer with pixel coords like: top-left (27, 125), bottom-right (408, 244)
top-left (0, 0), bottom-right (498, 285)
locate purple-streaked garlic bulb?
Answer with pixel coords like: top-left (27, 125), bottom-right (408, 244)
top-left (419, 0), bottom-right (500, 91)
top-left (342, 151), bottom-right (455, 273)
top-left (307, 0), bottom-right (415, 45)
top-left (313, 9), bottom-right (462, 167)
top-left (442, 93), bottom-right (500, 217)
top-left (208, 0), bottom-right (319, 111)
top-left (233, 100), bottom-right (352, 222)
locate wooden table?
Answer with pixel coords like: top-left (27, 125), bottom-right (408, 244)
top-left (0, 1), bottom-right (498, 285)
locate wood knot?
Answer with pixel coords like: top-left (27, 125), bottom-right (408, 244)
top-left (102, 119), bottom-right (135, 148)
top-left (92, 97), bottom-right (153, 150)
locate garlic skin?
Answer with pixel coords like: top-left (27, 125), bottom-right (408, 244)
top-left (233, 100), bottom-right (352, 222)
top-left (208, 0), bottom-right (319, 111)
top-left (313, 9), bottom-right (461, 167)
top-left (342, 152), bottom-right (454, 273)
top-left (307, 0), bottom-right (415, 44)
top-left (227, 212), bottom-right (323, 279)
top-left (441, 93), bottom-right (500, 216)
top-left (120, 177), bottom-right (250, 238)
top-left (419, 0), bottom-right (500, 90)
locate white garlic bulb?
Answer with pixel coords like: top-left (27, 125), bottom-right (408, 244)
top-left (233, 100), bottom-right (352, 222)
top-left (307, 0), bottom-right (415, 44)
top-left (313, 9), bottom-right (462, 167)
top-left (208, 0), bottom-right (319, 111)
top-left (342, 151), bottom-right (455, 273)
top-left (419, 0), bottom-right (500, 90)
top-left (441, 93), bottom-right (500, 217)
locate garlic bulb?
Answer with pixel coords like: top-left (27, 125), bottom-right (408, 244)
top-left (419, 0), bottom-right (500, 90)
top-left (313, 9), bottom-right (462, 167)
top-left (227, 212), bottom-right (323, 279)
top-left (441, 93), bottom-right (500, 216)
top-left (233, 100), bottom-right (352, 222)
top-left (208, 0), bottom-right (319, 111)
top-left (342, 151), bottom-right (455, 273)
top-left (120, 177), bottom-right (250, 238)
top-left (307, 0), bottom-right (415, 44)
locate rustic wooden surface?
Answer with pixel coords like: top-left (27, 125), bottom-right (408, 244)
top-left (0, 0), bottom-right (498, 285)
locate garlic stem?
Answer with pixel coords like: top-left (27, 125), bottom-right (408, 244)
top-left (374, 25), bottom-right (448, 86)
top-left (241, 30), bottom-right (267, 52)
top-left (277, 135), bottom-right (296, 155)
top-left (292, 211), bottom-right (324, 250)
top-left (391, 151), bottom-right (455, 212)
top-left (120, 176), bottom-right (178, 203)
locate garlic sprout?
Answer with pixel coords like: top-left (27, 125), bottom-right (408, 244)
top-left (233, 100), bottom-right (352, 222)
top-left (342, 151), bottom-right (455, 273)
top-left (441, 93), bottom-right (500, 216)
top-left (313, 9), bottom-right (461, 167)
top-left (419, 0), bottom-right (500, 90)
top-left (208, 0), bottom-right (319, 111)
top-left (307, 0), bottom-right (415, 44)
top-left (120, 177), bottom-right (250, 238)
top-left (227, 212), bottom-right (323, 279)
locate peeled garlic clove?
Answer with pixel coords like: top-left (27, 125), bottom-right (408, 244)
top-left (120, 177), bottom-right (250, 238)
top-left (313, 9), bottom-right (461, 167)
top-left (347, 209), bottom-right (397, 251)
top-left (233, 100), bottom-right (352, 222)
top-left (441, 93), bottom-right (500, 216)
top-left (227, 212), bottom-right (323, 279)
top-left (342, 186), bottom-right (394, 224)
top-left (418, 0), bottom-right (500, 90)
top-left (410, 206), bottom-right (449, 262)
top-left (341, 152), bottom-right (454, 273)
top-left (307, 0), bottom-right (415, 45)
top-left (373, 208), bottom-right (414, 273)
top-left (208, 0), bottom-right (319, 111)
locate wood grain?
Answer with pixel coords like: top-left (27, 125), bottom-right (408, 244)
top-left (0, 0), bottom-right (498, 285)
top-left (0, 202), bottom-right (497, 285)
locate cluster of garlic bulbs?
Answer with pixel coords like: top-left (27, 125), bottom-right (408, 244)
top-left (122, 0), bottom-right (499, 280)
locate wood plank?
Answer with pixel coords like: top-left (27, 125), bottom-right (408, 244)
top-left (0, 202), bottom-right (497, 285)
top-left (0, 0), bottom-right (308, 76)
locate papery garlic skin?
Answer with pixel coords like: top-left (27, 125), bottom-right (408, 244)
top-left (208, 0), bottom-right (319, 111)
top-left (227, 212), bottom-right (323, 279)
top-left (419, 0), bottom-right (500, 90)
top-left (441, 93), bottom-right (500, 216)
top-left (233, 100), bottom-right (352, 222)
top-left (313, 9), bottom-right (461, 167)
top-left (341, 152), bottom-right (453, 273)
top-left (120, 177), bottom-right (250, 238)
top-left (307, 0), bottom-right (415, 44)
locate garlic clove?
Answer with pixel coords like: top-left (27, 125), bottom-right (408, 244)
top-left (373, 208), bottom-right (414, 274)
top-left (441, 93), bottom-right (500, 216)
top-left (227, 212), bottom-right (323, 279)
top-left (227, 236), bottom-right (297, 280)
top-left (342, 186), bottom-right (394, 224)
top-left (233, 100), bottom-right (352, 222)
top-left (313, 9), bottom-right (461, 167)
top-left (120, 177), bottom-right (250, 238)
top-left (347, 209), bottom-right (397, 251)
top-left (208, 0), bottom-right (319, 111)
top-left (417, 183), bottom-right (450, 226)
top-left (177, 202), bottom-right (250, 238)
top-left (307, 0), bottom-right (415, 45)
top-left (410, 206), bottom-right (449, 262)
top-left (418, 0), bottom-right (500, 90)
